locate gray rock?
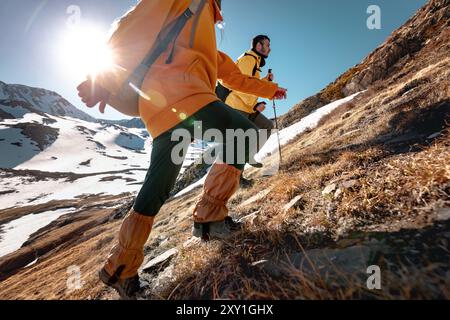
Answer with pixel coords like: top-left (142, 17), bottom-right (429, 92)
top-left (183, 237), bottom-right (201, 248)
top-left (283, 195), bottom-right (304, 213)
top-left (341, 180), bottom-right (359, 189)
top-left (238, 189), bottom-right (272, 209)
top-left (427, 132), bottom-right (441, 139)
top-left (160, 237), bottom-right (170, 247)
top-left (263, 245), bottom-right (375, 284)
top-left (322, 183), bottom-right (337, 196)
top-left (334, 188), bottom-right (343, 200)
top-left (150, 264), bottom-right (176, 296)
top-left (435, 208), bottom-right (450, 222)
top-left (143, 248), bottom-right (178, 273)
top-left (238, 211), bottom-right (259, 225)
top-left (291, 246), bottom-right (373, 276)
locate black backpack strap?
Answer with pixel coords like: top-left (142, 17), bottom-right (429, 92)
top-left (243, 53), bottom-right (260, 76)
top-left (190, 0), bottom-right (208, 48)
top-left (129, 0), bottom-right (203, 83)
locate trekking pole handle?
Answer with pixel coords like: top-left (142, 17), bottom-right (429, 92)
top-left (268, 69), bottom-right (275, 107)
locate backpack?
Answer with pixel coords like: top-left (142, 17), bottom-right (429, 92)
top-left (215, 52), bottom-right (259, 103)
top-left (108, 0), bottom-right (206, 117)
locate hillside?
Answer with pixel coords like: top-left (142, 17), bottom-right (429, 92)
top-left (280, 0), bottom-right (449, 128)
top-left (0, 0), bottom-right (448, 300)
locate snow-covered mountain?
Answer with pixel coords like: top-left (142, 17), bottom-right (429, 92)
top-left (0, 112), bottom-right (151, 209)
top-left (0, 81), bottom-right (95, 122)
top-left (0, 82), bottom-right (207, 211)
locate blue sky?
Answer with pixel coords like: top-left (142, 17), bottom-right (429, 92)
top-left (0, 0), bottom-right (427, 120)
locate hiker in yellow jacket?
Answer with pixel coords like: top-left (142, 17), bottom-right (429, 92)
top-left (226, 35), bottom-right (275, 129)
top-left (223, 35), bottom-right (277, 187)
top-left (77, 0), bottom-right (286, 299)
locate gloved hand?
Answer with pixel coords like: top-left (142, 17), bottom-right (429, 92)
top-left (273, 87), bottom-right (287, 100)
top-left (254, 102), bottom-right (267, 112)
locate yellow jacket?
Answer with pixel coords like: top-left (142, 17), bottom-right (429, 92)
top-left (95, 0), bottom-right (278, 138)
top-left (225, 50), bottom-right (271, 114)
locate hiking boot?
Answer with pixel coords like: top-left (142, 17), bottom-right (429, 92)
top-left (99, 267), bottom-right (149, 300)
top-left (192, 219), bottom-right (237, 241)
top-left (240, 176), bottom-right (254, 188)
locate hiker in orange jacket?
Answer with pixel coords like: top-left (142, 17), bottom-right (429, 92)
top-left (77, 0), bottom-right (287, 299)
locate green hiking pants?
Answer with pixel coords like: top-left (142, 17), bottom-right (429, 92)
top-left (236, 110), bottom-right (274, 132)
top-left (133, 100), bottom-right (259, 216)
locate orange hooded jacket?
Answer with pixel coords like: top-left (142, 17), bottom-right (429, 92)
top-left (95, 0), bottom-right (279, 138)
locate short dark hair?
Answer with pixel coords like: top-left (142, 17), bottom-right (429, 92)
top-left (252, 35), bottom-right (270, 50)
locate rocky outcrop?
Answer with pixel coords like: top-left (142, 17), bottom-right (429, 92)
top-left (280, 0), bottom-right (450, 129)
top-left (0, 82), bottom-right (95, 122)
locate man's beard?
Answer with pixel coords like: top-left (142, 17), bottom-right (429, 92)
top-left (251, 49), bottom-right (268, 67)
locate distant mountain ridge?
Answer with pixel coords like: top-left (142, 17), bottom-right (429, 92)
top-left (0, 81), bottom-right (95, 122)
top-left (0, 81), bottom-right (145, 129)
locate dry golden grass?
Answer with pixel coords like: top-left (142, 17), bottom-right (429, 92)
top-left (161, 132), bottom-right (449, 300)
top-left (321, 66), bottom-right (363, 101)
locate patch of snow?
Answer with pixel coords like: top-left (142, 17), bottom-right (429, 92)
top-left (0, 125), bottom-right (41, 168)
top-left (13, 116), bottom-right (151, 173)
top-left (256, 92), bottom-right (362, 162)
top-left (0, 171), bottom-right (146, 210)
top-left (0, 207), bottom-right (77, 258)
top-left (174, 173), bottom-right (208, 198)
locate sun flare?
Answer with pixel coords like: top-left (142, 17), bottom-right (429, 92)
top-left (59, 25), bottom-right (114, 82)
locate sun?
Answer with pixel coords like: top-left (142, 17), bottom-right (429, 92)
top-left (59, 24), bottom-right (115, 82)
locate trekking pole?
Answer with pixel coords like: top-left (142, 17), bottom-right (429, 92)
top-left (268, 69), bottom-right (283, 164)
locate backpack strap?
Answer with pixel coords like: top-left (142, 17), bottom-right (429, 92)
top-left (243, 53), bottom-right (261, 76)
top-left (190, 0), bottom-right (208, 48)
top-left (153, 0), bottom-right (205, 65)
top-left (122, 0), bottom-right (204, 98)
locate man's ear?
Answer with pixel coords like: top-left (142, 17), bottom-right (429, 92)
top-left (255, 42), bottom-right (262, 52)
